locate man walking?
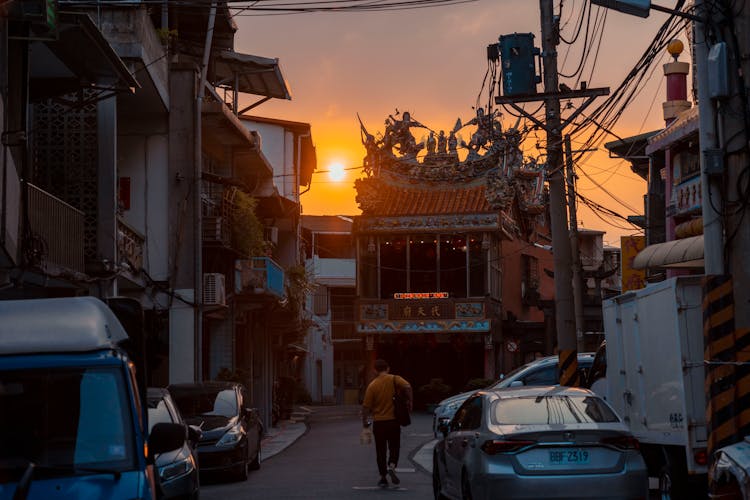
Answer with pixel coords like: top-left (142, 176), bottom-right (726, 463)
top-left (361, 359), bottom-right (412, 488)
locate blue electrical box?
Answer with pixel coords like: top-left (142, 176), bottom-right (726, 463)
top-left (499, 33), bottom-right (540, 97)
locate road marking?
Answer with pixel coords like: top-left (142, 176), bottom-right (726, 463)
top-left (394, 468), bottom-right (415, 473)
top-left (352, 486), bottom-right (410, 491)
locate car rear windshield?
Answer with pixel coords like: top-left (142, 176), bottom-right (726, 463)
top-left (170, 387), bottom-right (237, 419)
top-left (0, 366), bottom-right (136, 475)
top-left (491, 395), bottom-right (619, 425)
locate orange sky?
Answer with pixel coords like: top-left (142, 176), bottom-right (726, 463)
top-left (234, 1), bottom-right (689, 246)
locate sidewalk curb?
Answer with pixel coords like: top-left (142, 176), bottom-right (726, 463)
top-left (261, 420), bottom-right (310, 462)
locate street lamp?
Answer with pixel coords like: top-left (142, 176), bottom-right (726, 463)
top-left (590, 0), bottom-right (699, 21)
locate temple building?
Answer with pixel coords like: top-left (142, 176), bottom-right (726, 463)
top-left (352, 110), bottom-right (556, 402)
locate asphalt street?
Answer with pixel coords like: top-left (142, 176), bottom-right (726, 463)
top-left (201, 405), bottom-right (436, 499)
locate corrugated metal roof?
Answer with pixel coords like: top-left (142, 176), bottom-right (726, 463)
top-left (213, 51), bottom-right (291, 100)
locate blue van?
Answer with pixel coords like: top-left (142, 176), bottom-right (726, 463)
top-left (0, 297), bottom-right (185, 500)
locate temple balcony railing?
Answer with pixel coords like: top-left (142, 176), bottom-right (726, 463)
top-left (27, 183), bottom-right (85, 273)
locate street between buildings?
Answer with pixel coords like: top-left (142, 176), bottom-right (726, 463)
top-left (202, 405), bottom-right (435, 499)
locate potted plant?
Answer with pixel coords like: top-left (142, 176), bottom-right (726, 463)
top-left (418, 378), bottom-right (452, 412)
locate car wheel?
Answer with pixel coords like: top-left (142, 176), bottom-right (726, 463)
top-left (461, 470), bottom-right (473, 500)
top-left (249, 441), bottom-right (261, 471)
top-left (432, 454), bottom-right (448, 500)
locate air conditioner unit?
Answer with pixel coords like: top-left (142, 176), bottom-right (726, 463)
top-left (203, 273), bottom-right (226, 306)
top-left (264, 226), bottom-right (279, 245)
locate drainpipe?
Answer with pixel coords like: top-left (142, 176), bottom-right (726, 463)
top-left (194, 2), bottom-right (216, 381)
top-left (296, 132), bottom-right (310, 266)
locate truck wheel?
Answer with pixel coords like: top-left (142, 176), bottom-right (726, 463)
top-left (659, 464), bottom-right (686, 500)
top-left (659, 466), bottom-right (673, 500)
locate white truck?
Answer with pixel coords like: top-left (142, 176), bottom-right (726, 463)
top-left (597, 275), bottom-right (708, 498)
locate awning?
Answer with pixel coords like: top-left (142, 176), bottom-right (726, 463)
top-left (645, 107), bottom-right (699, 155)
top-left (211, 51), bottom-right (291, 100)
top-left (632, 235), bottom-right (704, 269)
top-left (29, 13), bottom-right (139, 99)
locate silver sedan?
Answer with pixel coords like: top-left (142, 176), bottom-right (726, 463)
top-left (432, 386), bottom-right (648, 500)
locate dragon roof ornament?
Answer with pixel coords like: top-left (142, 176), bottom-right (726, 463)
top-left (357, 109), bottom-right (547, 214)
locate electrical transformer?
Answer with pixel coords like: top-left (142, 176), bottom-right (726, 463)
top-left (499, 33), bottom-right (540, 97)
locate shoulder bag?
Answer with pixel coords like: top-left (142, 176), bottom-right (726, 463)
top-left (392, 375), bottom-right (411, 427)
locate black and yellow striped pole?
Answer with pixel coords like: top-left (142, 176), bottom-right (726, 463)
top-left (703, 275), bottom-right (750, 458)
top-left (558, 348), bottom-right (579, 387)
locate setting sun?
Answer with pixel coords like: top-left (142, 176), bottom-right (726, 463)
top-left (327, 162), bottom-right (346, 182)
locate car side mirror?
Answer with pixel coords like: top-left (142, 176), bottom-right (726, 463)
top-left (187, 424), bottom-right (202, 444)
top-left (149, 423), bottom-right (186, 462)
top-left (244, 407), bottom-right (258, 420)
top-left (509, 380), bottom-right (524, 388)
top-left (438, 422), bottom-right (450, 438)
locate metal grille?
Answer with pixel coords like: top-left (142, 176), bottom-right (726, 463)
top-left (31, 93), bottom-right (99, 261)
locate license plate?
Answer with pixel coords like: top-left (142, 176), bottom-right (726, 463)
top-left (549, 449), bottom-right (590, 465)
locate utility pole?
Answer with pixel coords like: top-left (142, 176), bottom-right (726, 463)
top-left (540, 0), bottom-right (577, 385)
top-left (495, 1), bottom-right (608, 386)
top-left (564, 135), bottom-right (585, 353)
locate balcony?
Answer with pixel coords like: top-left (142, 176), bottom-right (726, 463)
top-left (27, 183), bottom-right (85, 273)
top-left (305, 255), bottom-right (355, 286)
top-left (203, 215), bottom-right (231, 247)
top-left (235, 257), bottom-right (284, 298)
top-left (117, 217), bottom-right (145, 271)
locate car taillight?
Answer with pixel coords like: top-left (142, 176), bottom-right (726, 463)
top-left (694, 448), bottom-right (708, 465)
top-left (481, 439), bottom-right (536, 454)
top-left (601, 435), bottom-right (640, 450)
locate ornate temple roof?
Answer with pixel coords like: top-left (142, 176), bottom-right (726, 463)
top-left (353, 109), bottom-right (548, 236)
top-left (357, 179), bottom-right (492, 217)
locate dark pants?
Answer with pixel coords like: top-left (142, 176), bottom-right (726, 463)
top-left (372, 419), bottom-right (400, 477)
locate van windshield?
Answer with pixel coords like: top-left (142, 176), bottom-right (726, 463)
top-left (0, 366), bottom-right (136, 478)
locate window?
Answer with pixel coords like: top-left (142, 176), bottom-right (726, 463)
top-left (491, 395), bottom-right (619, 425)
top-left (522, 364), bottom-right (558, 386)
top-left (315, 234), bottom-right (354, 259)
top-left (469, 234), bottom-right (486, 297)
top-left (147, 397), bottom-right (175, 433)
top-left (313, 286), bottom-right (328, 315)
top-left (380, 236), bottom-right (407, 298)
top-left (410, 235), bottom-right (437, 293)
top-left (440, 235), bottom-right (467, 297)
top-left (452, 395), bottom-right (483, 431)
top-left (0, 367), bottom-right (136, 471)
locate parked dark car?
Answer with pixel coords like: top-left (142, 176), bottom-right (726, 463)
top-left (433, 386), bottom-right (648, 500)
top-left (168, 382), bottom-right (262, 481)
top-left (147, 388), bottom-right (200, 499)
